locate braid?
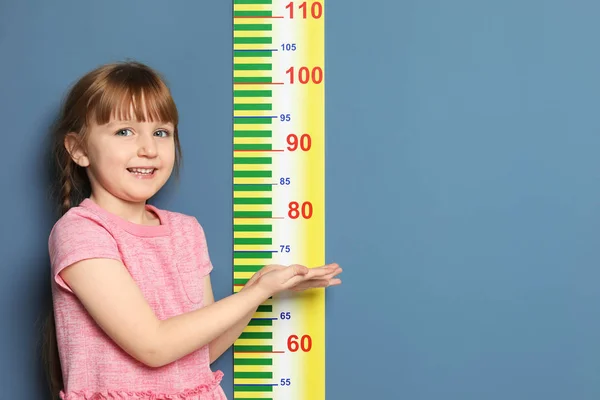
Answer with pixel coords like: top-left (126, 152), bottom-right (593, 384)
top-left (44, 136), bottom-right (78, 398)
top-left (60, 160), bottom-right (73, 216)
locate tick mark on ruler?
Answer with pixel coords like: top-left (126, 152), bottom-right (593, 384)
top-left (234, 81), bottom-right (284, 85)
top-left (233, 216), bottom-right (284, 219)
top-left (235, 49), bottom-right (278, 52)
top-left (235, 219), bottom-right (284, 221)
top-left (234, 16), bottom-right (285, 19)
top-left (234, 115), bottom-right (279, 119)
top-left (236, 250), bottom-right (278, 253)
top-left (234, 351), bottom-right (285, 354)
top-left (234, 149), bottom-right (284, 152)
top-left (234, 384), bottom-right (280, 387)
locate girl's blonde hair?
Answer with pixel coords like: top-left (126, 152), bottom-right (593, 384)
top-left (41, 60), bottom-right (182, 398)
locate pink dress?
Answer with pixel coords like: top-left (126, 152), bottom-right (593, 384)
top-left (48, 198), bottom-right (227, 399)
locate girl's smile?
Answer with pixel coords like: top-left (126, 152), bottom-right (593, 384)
top-left (127, 167), bottom-right (158, 178)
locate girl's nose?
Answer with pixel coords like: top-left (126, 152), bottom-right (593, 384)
top-left (137, 136), bottom-right (158, 157)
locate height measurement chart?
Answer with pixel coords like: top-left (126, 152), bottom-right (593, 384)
top-left (232, 0), bottom-right (325, 399)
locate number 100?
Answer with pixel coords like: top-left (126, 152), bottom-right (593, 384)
top-left (285, 66), bottom-right (323, 84)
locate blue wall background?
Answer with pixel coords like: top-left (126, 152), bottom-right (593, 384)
top-left (1, 0), bottom-right (600, 399)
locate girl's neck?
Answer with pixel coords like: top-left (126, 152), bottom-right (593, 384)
top-left (88, 193), bottom-right (158, 226)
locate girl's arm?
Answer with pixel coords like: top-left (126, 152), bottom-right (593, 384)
top-left (203, 275), bottom-right (257, 363)
top-left (59, 258), bottom-right (331, 368)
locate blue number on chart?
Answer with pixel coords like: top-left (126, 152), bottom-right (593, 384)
top-left (280, 311), bottom-right (291, 320)
top-left (281, 43), bottom-right (297, 51)
top-left (280, 113), bottom-right (291, 122)
top-left (280, 378), bottom-right (292, 386)
top-left (280, 177), bottom-right (291, 185)
top-left (280, 245), bottom-right (291, 253)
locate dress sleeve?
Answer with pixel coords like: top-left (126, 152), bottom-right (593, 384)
top-left (48, 211), bottom-right (121, 293)
top-left (192, 217), bottom-right (214, 276)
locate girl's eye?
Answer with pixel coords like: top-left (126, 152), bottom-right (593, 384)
top-left (154, 129), bottom-right (169, 138)
top-left (116, 129), bottom-right (133, 136)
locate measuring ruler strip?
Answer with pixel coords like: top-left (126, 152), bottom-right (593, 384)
top-left (233, 0), bottom-right (325, 399)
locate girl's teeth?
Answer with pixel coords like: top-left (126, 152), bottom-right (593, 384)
top-left (129, 168), bottom-right (154, 174)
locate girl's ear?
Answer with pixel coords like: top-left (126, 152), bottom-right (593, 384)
top-left (64, 133), bottom-right (90, 167)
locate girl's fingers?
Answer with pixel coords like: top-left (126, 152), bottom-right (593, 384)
top-left (286, 265), bottom-right (342, 290)
top-left (305, 267), bottom-right (340, 279)
top-left (323, 268), bottom-right (342, 279)
top-left (290, 280), bottom-right (328, 291)
top-left (291, 277), bottom-right (342, 292)
top-left (305, 268), bottom-right (342, 282)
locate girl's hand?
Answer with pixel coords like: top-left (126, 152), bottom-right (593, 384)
top-left (242, 263), bottom-right (342, 296)
top-left (288, 264), bottom-right (342, 292)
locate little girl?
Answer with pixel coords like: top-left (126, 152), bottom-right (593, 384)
top-left (41, 61), bottom-right (342, 399)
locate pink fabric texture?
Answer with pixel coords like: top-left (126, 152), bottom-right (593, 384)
top-left (48, 198), bottom-right (227, 399)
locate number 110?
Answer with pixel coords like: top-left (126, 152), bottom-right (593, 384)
top-left (285, 2), bottom-right (323, 19)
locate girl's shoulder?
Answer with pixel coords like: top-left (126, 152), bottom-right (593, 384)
top-left (49, 201), bottom-right (113, 240)
top-left (48, 203), bottom-right (118, 259)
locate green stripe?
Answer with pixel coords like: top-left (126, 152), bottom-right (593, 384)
top-left (234, 358), bottom-right (273, 366)
top-left (234, 237), bottom-right (272, 245)
top-left (234, 372), bottom-right (273, 379)
top-left (234, 143), bottom-right (272, 151)
top-left (234, 265), bottom-right (265, 273)
top-left (234, 90), bottom-right (272, 97)
top-left (234, 63), bottom-right (272, 71)
top-left (234, 252), bottom-right (273, 259)
top-left (257, 305), bottom-right (272, 312)
top-left (234, 103), bottom-right (272, 110)
top-left (234, 184), bottom-right (272, 191)
top-left (234, 117), bottom-right (273, 125)
top-left (234, 225), bottom-right (272, 232)
top-left (249, 319), bottom-right (273, 326)
top-left (233, 170), bottom-right (272, 178)
top-left (234, 157), bottom-right (271, 164)
top-left (239, 331), bottom-right (272, 339)
top-left (233, 197), bottom-right (272, 204)
top-left (234, 24), bottom-right (272, 31)
top-left (234, 385), bottom-right (273, 392)
top-left (234, 37), bottom-right (272, 44)
top-left (235, 278), bottom-right (249, 285)
top-left (234, 130), bottom-right (272, 138)
top-left (234, 77), bottom-right (273, 84)
top-left (234, 50), bottom-right (273, 57)
top-left (234, 11), bottom-right (273, 18)
top-left (234, 211), bottom-right (272, 218)
top-left (235, 345), bottom-right (273, 352)
top-left (234, 0), bottom-right (272, 4)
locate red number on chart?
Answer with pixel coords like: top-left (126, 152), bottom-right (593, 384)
top-left (286, 2), bottom-right (323, 19)
top-left (285, 66), bottom-right (323, 84)
top-left (286, 133), bottom-right (311, 151)
top-left (287, 334), bottom-right (313, 352)
top-left (288, 202), bottom-right (313, 219)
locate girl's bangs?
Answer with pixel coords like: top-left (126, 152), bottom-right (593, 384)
top-left (86, 69), bottom-right (178, 127)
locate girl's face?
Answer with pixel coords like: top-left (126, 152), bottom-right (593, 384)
top-left (68, 107), bottom-right (176, 205)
